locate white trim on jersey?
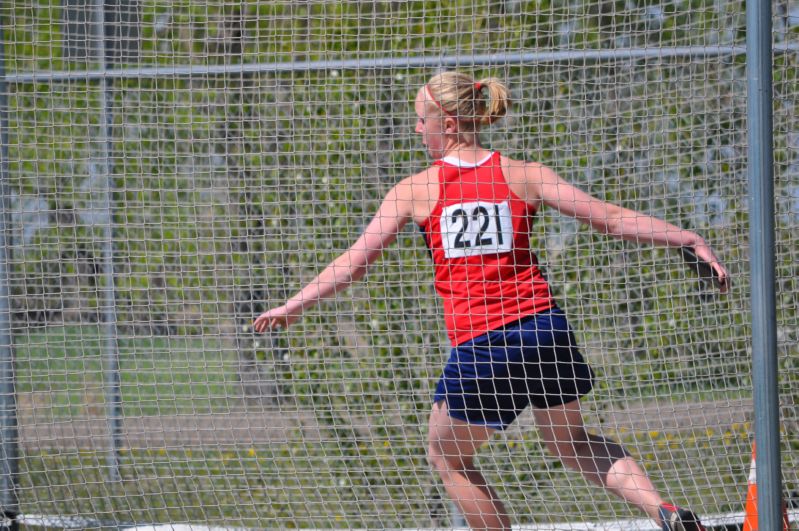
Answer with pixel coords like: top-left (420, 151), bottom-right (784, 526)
top-left (440, 152), bottom-right (494, 168)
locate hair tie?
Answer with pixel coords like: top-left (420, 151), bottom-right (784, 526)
top-left (474, 82), bottom-right (483, 91)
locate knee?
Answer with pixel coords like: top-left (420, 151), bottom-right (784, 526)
top-left (426, 441), bottom-right (450, 473)
top-left (426, 444), bottom-right (444, 472)
top-left (427, 441), bottom-right (469, 474)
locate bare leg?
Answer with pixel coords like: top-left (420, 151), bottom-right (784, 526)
top-left (533, 399), bottom-right (665, 522)
top-left (427, 401), bottom-right (510, 530)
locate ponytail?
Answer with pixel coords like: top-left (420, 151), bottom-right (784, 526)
top-left (425, 72), bottom-right (511, 127)
top-left (474, 77), bottom-right (511, 126)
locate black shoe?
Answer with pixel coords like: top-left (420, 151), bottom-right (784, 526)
top-left (659, 503), bottom-right (707, 531)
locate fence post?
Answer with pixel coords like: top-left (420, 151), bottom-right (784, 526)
top-left (92, 0), bottom-right (123, 483)
top-left (746, 0), bottom-right (782, 529)
top-left (0, 20), bottom-right (20, 531)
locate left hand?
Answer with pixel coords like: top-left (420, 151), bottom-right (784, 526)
top-left (692, 242), bottom-right (730, 293)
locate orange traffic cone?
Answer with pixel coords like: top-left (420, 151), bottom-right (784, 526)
top-left (743, 443), bottom-right (791, 531)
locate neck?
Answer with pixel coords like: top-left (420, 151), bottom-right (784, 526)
top-left (442, 141), bottom-right (489, 162)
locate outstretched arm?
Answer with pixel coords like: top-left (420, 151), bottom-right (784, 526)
top-left (521, 163), bottom-right (729, 291)
top-left (254, 183), bottom-right (414, 332)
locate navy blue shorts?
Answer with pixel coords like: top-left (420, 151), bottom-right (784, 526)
top-left (434, 308), bottom-right (595, 430)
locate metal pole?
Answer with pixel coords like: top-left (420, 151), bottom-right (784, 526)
top-left (93, 0), bottom-right (123, 482)
top-left (4, 43), bottom-right (799, 84)
top-left (746, 0), bottom-right (781, 528)
top-left (0, 20), bottom-right (20, 531)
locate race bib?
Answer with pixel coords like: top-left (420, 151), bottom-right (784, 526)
top-left (440, 200), bottom-right (513, 258)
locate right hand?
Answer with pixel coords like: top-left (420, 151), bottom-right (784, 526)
top-left (253, 305), bottom-right (301, 333)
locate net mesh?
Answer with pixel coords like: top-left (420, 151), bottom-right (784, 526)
top-left (2, 0), bottom-right (798, 529)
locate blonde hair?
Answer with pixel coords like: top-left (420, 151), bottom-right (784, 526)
top-left (425, 71), bottom-right (511, 127)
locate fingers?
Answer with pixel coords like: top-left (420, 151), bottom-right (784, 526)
top-left (695, 245), bottom-right (730, 294)
top-left (714, 271), bottom-right (728, 292)
top-left (253, 315), bottom-right (272, 334)
top-left (253, 313), bottom-right (287, 333)
top-left (712, 263), bottom-right (730, 293)
top-left (254, 320), bottom-right (272, 334)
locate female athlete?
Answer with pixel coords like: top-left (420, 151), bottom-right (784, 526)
top-left (254, 71), bottom-right (729, 531)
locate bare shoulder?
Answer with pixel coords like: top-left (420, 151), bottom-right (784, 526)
top-left (396, 167), bottom-right (438, 194)
top-left (501, 155), bottom-right (558, 180)
top-left (389, 166), bottom-right (440, 224)
top-left (500, 155), bottom-right (557, 204)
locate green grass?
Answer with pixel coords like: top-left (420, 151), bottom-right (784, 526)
top-left (11, 325), bottom-right (760, 528)
top-left (18, 443), bottom-right (436, 529)
top-left (14, 426), bottom-right (754, 529)
top-left (14, 325), bottom-right (243, 417)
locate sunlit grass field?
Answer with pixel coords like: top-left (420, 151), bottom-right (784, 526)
top-left (15, 325), bottom-right (240, 418)
top-left (12, 324), bottom-right (755, 529)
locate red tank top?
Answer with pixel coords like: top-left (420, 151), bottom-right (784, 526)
top-left (418, 151), bottom-right (555, 346)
